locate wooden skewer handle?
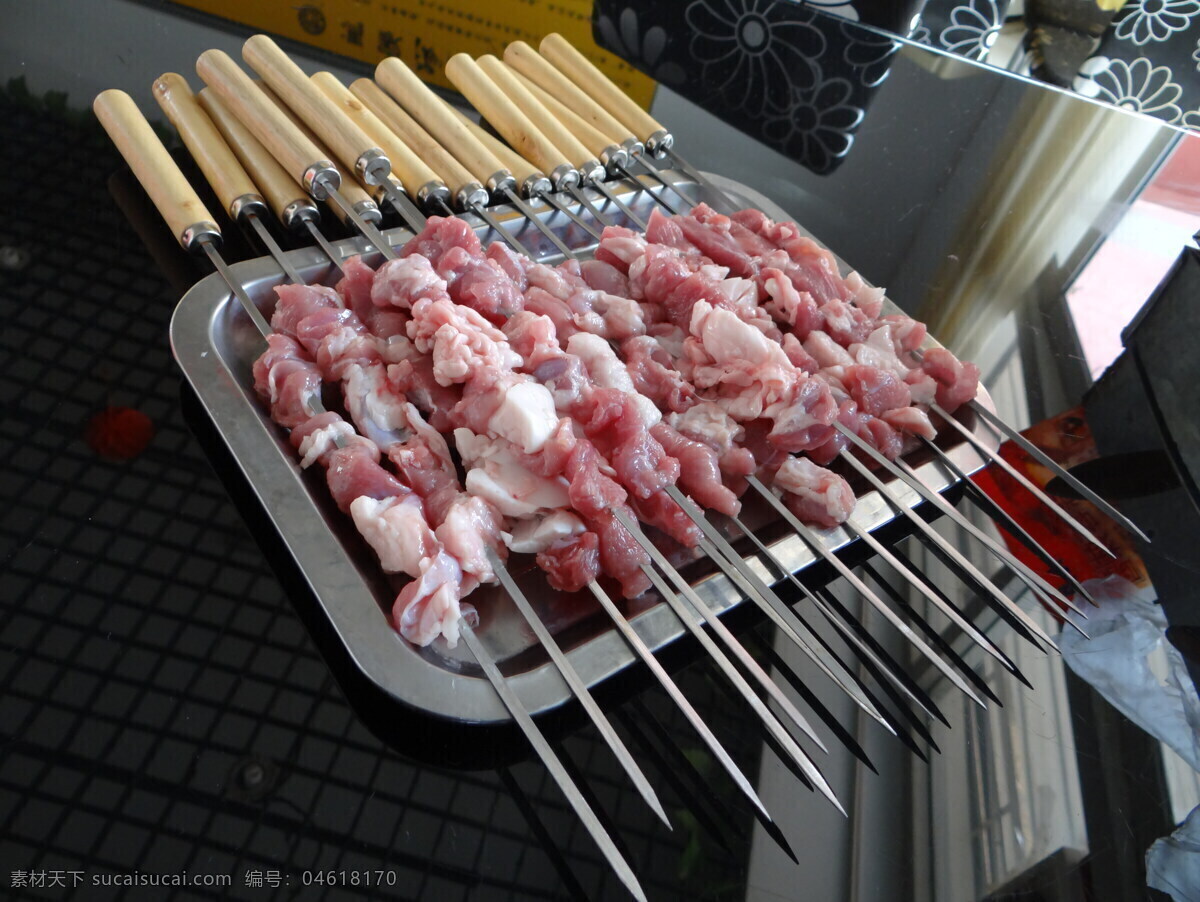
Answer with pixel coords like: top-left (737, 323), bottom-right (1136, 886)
top-left (509, 67), bottom-right (621, 165)
top-left (346, 76), bottom-right (479, 206)
top-left (197, 87), bottom-right (318, 231)
top-left (476, 55), bottom-right (599, 177)
top-left (242, 34), bottom-right (390, 186)
top-left (312, 72), bottom-right (441, 198)
top-left (504, 41), bottom-right (632, 149)
top-left (539, 33), bottom-right (670, 151)
top-left (374, 57), bottom-right (507, 191)
top-left (255, 79), bottom-right (379, 226)
top-left (152, 72), bottom-right (262, 221)
top-left (196, 48), bottom-right (339, 199)
top-left (93, 88), bottom-right (220, 252)
top-left (442, 102), bottom-right (550, 196)
top-left (444, 53), bottom-right (575, 188)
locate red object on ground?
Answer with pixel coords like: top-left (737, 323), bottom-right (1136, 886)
top-left (86, 406), bottom-right (154, 459)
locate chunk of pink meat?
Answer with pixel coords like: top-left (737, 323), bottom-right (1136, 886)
top-left (621, 336), bottom-right (698, 413)
top-left (253, 334), bottom-right (322, 427)
top-left (393, 550), bottom-right (474, 647)
top-left (774, 457), bottom-right (856, 528)
top-left (536, 531), bottom-right (602, 593)
top-left (762, 269), bottom-right (823, 339)
top-left (921, 347), bottom-right (980, 412)
top-left (399, 216), bottom-right (482, 266)
top-left (631, 491), bottom-right (702, 548)
top-left (881, 406), bottom-right (937, 440)
top-left (844, 365), bottom-right (912, 417)
top-left (579, 259), bottom-right (630, 296)
top-left (372, 254), bottom-right (449, 311)
top-left (595, 226), bottom-right (647, 272)
top-left (436, 245), bottom-right (524, 320)
top-left (436, 494), bottom-right (506, 585)
top-left (651, 422), bottom-right (741, 516)
top-left (804, 330), bottom-right (856, 369)
top-left (764, 377), bottom-right (838, 451)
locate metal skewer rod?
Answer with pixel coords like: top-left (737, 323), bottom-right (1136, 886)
top-left (841, 518), bottom-right (1018, 673)
top-left (724, 512), bottom-right (944, 727)
top-left (744, 475), bottom-right (987, 710)
top-left (443, 54), bottom-right (619, 233)
top-left (892, 455), bottom-right (1090, 624)
top-left (504, 61), bottom-right (679, 220)
top-left (831, 423), bottom-right (1089, 623)
top-left (824, 451), bottom-right (1059, 651)
top-left (234, 51), bottom-right (404, 252)
top-left (512, 31), bottom-right (1116, 608)
top-left (434, 101), bottom-right (603, 245)
top-left (919, 436), bottom-right (1099, 607)
top-left (196, 51), bottom-right (393, 259)
top-left (584, 579), bottom-right (776, 823)
top-left (441, 50), bottom-right (872, 730)
top-left (931, 403), bottom-right (1118, 558)
top-left (965, 400), bottom-right (1151, 543)
top-left (857, 559), bottom-right (1004, 707)
top-left (663, 487), bottom-right (891, 729)
top-left (612, 511), bottom-right (844, 814)
top-left (178, 62), bottom-right (676, 829)
top-left (484, 549), bottom-right (669, 828)
top-left (240, 34), bottom-right (426, 242)
top-left (459, 624), bottom-right (648, 902)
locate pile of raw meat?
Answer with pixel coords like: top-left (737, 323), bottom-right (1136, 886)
top-left (253, 203), bottom-right (981, 648)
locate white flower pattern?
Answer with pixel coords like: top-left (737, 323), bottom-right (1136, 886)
top-left (684, 0), bottom-right (826, 116)
top-left (761, 76), bottom-right (864, 173)
top-left (1073, 56), bottom-right (1184, 122)
top-left (938, 0), bottom-right (1004, 60)
top-left (840, 22), bottom-right (901, 87)
top-left (1113, 0), bottom-right (1200, 46)
top-left (595, 8), bottom-right (688, 85)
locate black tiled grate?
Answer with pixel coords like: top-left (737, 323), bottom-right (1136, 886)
top-left (0, 100), bottom-right (760, 900)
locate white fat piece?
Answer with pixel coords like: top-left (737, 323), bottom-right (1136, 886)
top-left (297, 420), bottom-right (355, 469)
top-left (504, 511), bottom-right (587, 554)
top-left (345, 364), bottom-right (412, 434)
top-left (348, 495), bottom-right (430, 577)
top-left (464, 463), bottom-right (571, 519)
top-left (566, 332), bottom-right (662, 427)
top-left (487, 381), bottom-right (559, 454)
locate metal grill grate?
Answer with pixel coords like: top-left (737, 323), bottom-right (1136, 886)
top-left (0, 101), bottom-right (760, 900)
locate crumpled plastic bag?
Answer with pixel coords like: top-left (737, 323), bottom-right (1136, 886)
top-left (1058, 576), bottom-right (1200, 771)
top-left (1057, 575), bottom-right (1200, 901)
top-left (1146, 805), bottom-right (1200, 901)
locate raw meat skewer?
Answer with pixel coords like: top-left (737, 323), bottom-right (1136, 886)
top-left (601, 203), bottom-right (1093, 643)
top-left (542, 29), bottom-right (1147, 547)
top-left (94, 88), bottom-right (651, 902)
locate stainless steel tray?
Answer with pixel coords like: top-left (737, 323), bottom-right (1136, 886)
top-left (169, 171), bottom-right (995, 725)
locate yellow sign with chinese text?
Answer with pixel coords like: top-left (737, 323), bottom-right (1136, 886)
top-left (169, 0), bottom-right (656, 107)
